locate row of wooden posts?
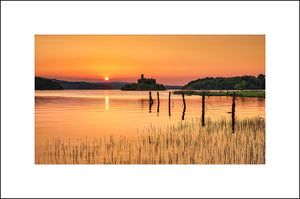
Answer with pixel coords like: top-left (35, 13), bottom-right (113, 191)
top-left (149, 91), bottom-right (236, 133)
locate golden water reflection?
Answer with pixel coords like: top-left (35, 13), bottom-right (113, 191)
top-left (105, 96), bottom-right (109, 110)
top-left (35, 90), bottom-right (265, 163)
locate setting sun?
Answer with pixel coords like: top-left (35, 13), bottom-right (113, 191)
top-left (35, 35), bottom-right (265, 85)
top-left (35, 34), bottom-right (265, 166)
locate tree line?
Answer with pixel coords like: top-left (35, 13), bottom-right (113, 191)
top-left (182, 74), bottom-right (265, 90)
top-left (121, 82), bottom-right (166, 91)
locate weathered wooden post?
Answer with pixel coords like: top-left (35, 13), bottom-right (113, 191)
top-left (202, 92), bottom-right (205, 126)
top-left (182, 93), bottom-right (186, 107)
top-left (182, 93), bottom-right (186, 120)
top-left (149, 91), bottom-right (153, 113)
top-left (232, 92), bottom-right (236, 133)
top-left (157, 91), bottom-right (160, 113)
top-left (149, 91), bottom-right (153, 105)
top-left (168, 91), bottom-right (171, 117)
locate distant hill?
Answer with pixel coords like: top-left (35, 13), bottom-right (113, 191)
top-left (51, 79), bottom-right (128, 90)
top-left (182, 74), bottom-right (265, 90)
top-left (35, 77), bottom-right (182, 90)
top-left (35, 77), bottom-right (64, 90)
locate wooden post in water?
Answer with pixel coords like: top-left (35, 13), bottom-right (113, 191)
top-left (202, 92), bottom-right (205, 126)
top-left (232, 92), bottom-right (236, 133)
top-left (168, 91), bottom-right (171, 117)
top-left (149, 91), bottom-right (152, 104)
top-left (182, 93), bottom-right (186, 120)
top-left (157, 91), bottom-right (160, 113)
top-left (149, 91), bottom-right (153, 113)
top-left (182, 93), bottom-right (186, 107)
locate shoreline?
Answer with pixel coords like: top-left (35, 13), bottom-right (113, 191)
top-left (173, 90), bottom-right (265, 98)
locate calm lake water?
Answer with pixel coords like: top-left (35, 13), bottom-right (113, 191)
top-left (35, 90), bottom-right (265, 162)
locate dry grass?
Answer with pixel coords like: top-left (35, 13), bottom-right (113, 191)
top-left (36, 117), bottom-right (265, 164)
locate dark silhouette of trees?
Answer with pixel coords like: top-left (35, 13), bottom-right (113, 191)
top-left (121, 74), bottom-right (166, 90)
top-left (183, 74), bottom-right (265, 90)
top-left (121, 83), bottom-right (166, 91)
top-left (35, 77), bottom-right (63, 90)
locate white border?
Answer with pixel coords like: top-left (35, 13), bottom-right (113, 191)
top-left (1, 1), bottom-right (299, 198)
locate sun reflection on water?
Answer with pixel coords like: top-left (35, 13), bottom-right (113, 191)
top-left (105, 96), bottom-right (109, 110)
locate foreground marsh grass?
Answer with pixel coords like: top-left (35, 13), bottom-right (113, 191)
top-left (36, 117), bottom-right (265, 164)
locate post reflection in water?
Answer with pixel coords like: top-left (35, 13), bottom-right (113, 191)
top-left (139, 99), bottom-right (147, 110)
top-left (35, 90), bottom-right (265, 164)
top-left (182, 106), bottom-right (186, 120)
top-left (35, 90), bottom-right (265, 142)
top-left (157, 92), bottom-right (160, 116)
top-left (149, 101), bottom-right (153, 113)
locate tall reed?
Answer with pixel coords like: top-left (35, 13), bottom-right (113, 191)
top-left (36, 117), bottom-right (265, 164)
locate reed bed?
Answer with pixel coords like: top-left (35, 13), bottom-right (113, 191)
top-left (36, 117), bottom-right (265, 164)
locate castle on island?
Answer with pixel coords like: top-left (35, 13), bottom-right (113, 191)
top-left (121, 74), bottom-right (165, 90)
top-left (137, 74), bottom-right (156, 84)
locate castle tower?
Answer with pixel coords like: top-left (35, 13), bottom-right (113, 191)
top-left (141, 74), bottom-right (144, 79)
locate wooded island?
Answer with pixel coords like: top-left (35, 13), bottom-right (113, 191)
top-left (121, 74), bottom-right (166, 91)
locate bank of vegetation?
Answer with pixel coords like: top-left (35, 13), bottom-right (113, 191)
top-left (183, 74), bottom-right (265, 90)
top-left (173, 90), bottom-right (265, 98)
top-left (121, 83), bottom-right (166, 91)
top-left (35, 77), bottom-right (63, 90)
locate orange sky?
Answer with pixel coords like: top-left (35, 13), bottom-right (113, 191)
top-left (35, 35), bottom-right (265, 85)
